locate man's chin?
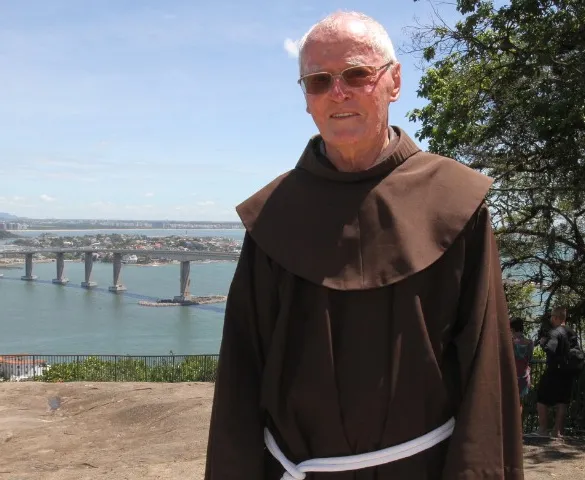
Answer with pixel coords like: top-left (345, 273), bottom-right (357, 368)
top-left (322, 129), bottom-right (365, 148)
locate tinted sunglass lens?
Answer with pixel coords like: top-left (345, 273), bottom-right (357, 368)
top-left (342, 66), bottom-right (376, 87)
top-left (304, 74), bottom-right (332, 94)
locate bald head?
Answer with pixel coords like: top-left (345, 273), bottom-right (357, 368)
top-left (298, 12), bottom-right (397, 75)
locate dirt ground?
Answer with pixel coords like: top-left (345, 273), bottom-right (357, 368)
top-left (0, 383), bottom-right (583, 480)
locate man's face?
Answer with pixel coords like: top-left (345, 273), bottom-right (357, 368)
top-left (301, 20), bottom-right (401, 150)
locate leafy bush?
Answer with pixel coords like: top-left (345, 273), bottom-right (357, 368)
top-left (38, 355), bottom-right (218, 383)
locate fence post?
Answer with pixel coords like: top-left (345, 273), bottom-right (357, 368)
top-left (172, 355), bottom-right (175, 383)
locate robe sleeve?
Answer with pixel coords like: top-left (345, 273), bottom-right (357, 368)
top-left (204, 233), bottom-right (278, 480)
top-left (442, 204), bottom-right (525, 479)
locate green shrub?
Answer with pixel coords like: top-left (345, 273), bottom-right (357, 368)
top-left (37, 355), bottom-right (218, 382)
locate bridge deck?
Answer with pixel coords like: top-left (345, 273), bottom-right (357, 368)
top-left (0, 248), bottom-right (240, 261)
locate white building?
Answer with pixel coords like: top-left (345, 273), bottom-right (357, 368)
top-left (0, 356), bottom-right (50, 381)
top-left (122, 254), bottom-right (138, 264)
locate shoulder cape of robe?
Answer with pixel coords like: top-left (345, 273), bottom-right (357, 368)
top-left (205, 127), bottom-right (524, 480)
top-left (236, 126), bottom-right (491, 289)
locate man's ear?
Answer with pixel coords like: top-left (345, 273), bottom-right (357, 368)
top-left (389, 62), bottom-right (402, 103)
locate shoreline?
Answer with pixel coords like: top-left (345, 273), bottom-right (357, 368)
top-left (138, 295), bottom-right (227, 307)
top-left (0, 259), bottom-right (227, 269)
top-left (16, 228), bottom-right (245, 233)
top-left (0, 259), bottom-right (57, 268)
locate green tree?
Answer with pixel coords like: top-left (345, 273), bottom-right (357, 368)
top-left (407, 0), bottom-right (585, 340)
top-left (503, 281), bottom-right (537, 322)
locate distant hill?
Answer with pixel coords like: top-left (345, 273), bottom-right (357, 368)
top-left (0, 230), bottom-right (17, 239)
top-left (0, 212), bottom-right (18, 220)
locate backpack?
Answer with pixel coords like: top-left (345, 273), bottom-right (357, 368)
top-left (560, 327), bottom-right (585, 374)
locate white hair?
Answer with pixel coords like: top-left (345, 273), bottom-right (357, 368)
top-left (297, 11), bottom-right (398, 74)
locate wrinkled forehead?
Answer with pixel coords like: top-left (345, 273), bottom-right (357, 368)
top-left (301, 24), bottom-right (382, 74)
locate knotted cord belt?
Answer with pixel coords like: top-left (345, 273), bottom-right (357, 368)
top-left (264, 417), bottom-right (455, 480)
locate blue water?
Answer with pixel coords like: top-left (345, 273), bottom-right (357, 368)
top-left (0, 257), bottom-right (237, 355)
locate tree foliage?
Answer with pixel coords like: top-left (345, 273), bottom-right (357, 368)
top-left (502, 281), bottom-right (537, 322)
top-left (407, 0), bottom-right (585, 338)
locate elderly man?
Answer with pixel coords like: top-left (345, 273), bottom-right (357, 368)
top-left (205, 11), bottom-right (524, 480)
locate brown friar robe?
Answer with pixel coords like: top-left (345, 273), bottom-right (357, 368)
top-left (205, 127), bottom-right (524, 480)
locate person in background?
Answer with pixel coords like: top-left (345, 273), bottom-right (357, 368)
top-left (510, 317), bottom-right (534, 416)
top-left (536, 307), bottom-right (578, 438)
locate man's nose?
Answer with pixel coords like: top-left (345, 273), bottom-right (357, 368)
top-left (329, 76), bottom-right (350, 100)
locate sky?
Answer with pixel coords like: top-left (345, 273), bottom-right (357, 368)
top-left (0, 0), bottom-right (464, 221)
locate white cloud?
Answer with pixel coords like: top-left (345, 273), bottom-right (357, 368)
top-left (40, 194), bottom-right (56, 202)
top-left (0, 196), bottom-right (36, 209)
top-left (144, 192), bottom-right (155, 197)
top-left (12, 166), bottom-right (99, 183)
top-left (44, 172), bottom-right (98, 182)
top-left (123, 204), bottom-right (153, 211)
top-left (89, 201), bottom-right (116, 209)
top-left (196, 200), bottom-right (215, 206)
top-left (36, 158), bottom-right (98, 170)
top-left (283, 38), bottom-right (300, 58)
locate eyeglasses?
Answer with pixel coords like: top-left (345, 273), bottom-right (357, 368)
top-left (298, 61), bottom-right (393, 95)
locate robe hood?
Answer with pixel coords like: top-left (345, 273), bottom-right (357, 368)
top-left (236, 127), bottom-right (493, 290)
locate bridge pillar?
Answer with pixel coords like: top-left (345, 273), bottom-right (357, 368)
top-left (173, 261), bottom-right (191, 303)
top-left (52, 252), bottom-right (69, 285)
top-left (108, 253), bottom-right (127, 293)
top-left (81, 252), bottom-right (97, 288)
top-left (21, 253), bottom-right (38, 281)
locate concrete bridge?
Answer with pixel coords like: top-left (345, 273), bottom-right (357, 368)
top-left (0, 248), bottom-right (240, 303)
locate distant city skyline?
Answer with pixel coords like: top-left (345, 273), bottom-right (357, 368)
top-left (1, 1), bottom-right (466, 221)
top-left (1, 212), bottom-right (242, 223)
top-left (0, 215), bottom-right (244, 229)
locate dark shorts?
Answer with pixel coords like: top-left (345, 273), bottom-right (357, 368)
top-left (536, 368), bottom-right (575, 406)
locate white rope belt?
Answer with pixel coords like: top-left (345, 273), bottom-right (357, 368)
top-left (264, 417), bottom-right (455, 480)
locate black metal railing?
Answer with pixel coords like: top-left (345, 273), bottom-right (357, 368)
top-left (521, 359), bottom-right (585, 435)
top-left (0, 354), bottom-right (219, 383)
top-left (1, 355), bottom-right (583, 434)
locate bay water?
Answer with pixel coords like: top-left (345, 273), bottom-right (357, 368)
top-left (0, 229), bottom-right (244, 355)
